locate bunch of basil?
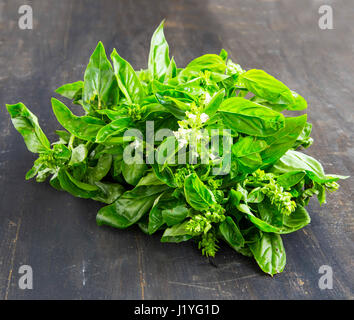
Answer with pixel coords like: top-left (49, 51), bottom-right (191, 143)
top-left (5, 21), bottom-right (347, 275)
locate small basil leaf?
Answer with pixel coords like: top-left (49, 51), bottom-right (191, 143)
top-left (184, 173), bottom-right (216, 211)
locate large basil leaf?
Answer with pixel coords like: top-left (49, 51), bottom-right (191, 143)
top-left (6, 103), bottom-right (50, 153)
top-left (83, 42), bottom-right (118, 111)
top-left (52, 98), bottom-right (105, 142)
top-left (257, 200), bottom-right (284, 228)
top-left (270, 150), bottom-right (348, 183)
top-left (249, 232), bottom-right (286, 276)
top-left (184, 173), bottom-right (216, 211)
top-left (111, 49), bottom-right (144, 104)
top-left (148, 20), bottom-right (171, 82)
top-left (96, 185), bottom-right (168, 229)
top-left (219, 97), bottom-right (285, 137)
top-left (240, 69), bottom-right (294, 104)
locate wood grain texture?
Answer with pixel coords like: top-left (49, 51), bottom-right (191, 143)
top-left (0, 0), bottom-right (353, 299)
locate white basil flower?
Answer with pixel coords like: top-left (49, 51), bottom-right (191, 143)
top-left (200, 113), bottom-right (209, 123)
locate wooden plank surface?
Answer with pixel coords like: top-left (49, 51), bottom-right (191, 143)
top-left (0, 0), bottom-right (353, 299)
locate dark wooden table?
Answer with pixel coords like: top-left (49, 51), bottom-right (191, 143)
top-left (0, 0), bottom-right (353, 300)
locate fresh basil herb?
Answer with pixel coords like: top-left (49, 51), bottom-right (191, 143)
top-left (5, 21), bottom-right (348, 276)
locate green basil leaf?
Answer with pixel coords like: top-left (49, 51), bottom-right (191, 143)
top-left (121, 161), bottom-right (147, 186)
top-left (87, 153), bottom-right (112, 182)
top-left (219, 97), bottom-right (285, 137)
top-left (270, 150), bottom-right (348, 183)
top-left (237, 203), bottom-right (281, 233)
top-left (91, 181), bottom-right (125, 204)
top-left (6, 103), bottom-right (50, 153)
top-left (136, 171), bottom-right (165, 187)
top-left (232, 136), bottom-right (269, 173)
top-left (277, 170), bottom-right (306, 189)
top-left (51, 98), bottom-right (105, 142)
top-left (160, 221), bottom-right (193, 243)
top-left (55, 81), bottom-right (83, 100)
top-left (148, 20), bottom-right (171, 82)
top-left (152, 163), bottom-right (177, 188)
top-left (280, 205), bottom-right (311, 234)
top-left (249, 232), bottom-right (286, 276)
top-left (96, 185), bottom-right (168, 229)
top-left (257, 200), bottom-right (283, 228)
top-left (69, 144), bottom-right (88, 166)
top-left (164, 57), bottom-right (177, 84)
top-left (83, 42), bottom-right (118, 111)
top-left (155, 93), bottom-right (187, 119)
top-left (26, 159), bottom-right (44, 180)
top-left (186, 54), bottom-right (226, 73)
top-left (111, 49), bottom-right (144, 104)
top-left (203, 89), bottom-right (225, 118)
top-left (219, 216), bottom-right (245, 249)
top-left (155, 136), bottom-right (179, 168)
top-left (240, 69), bottom-right (294, 104)
top-left (58, 169), bottom-right (98, 199)
top-left (184, 173), bottom-right (216, 211)
top-left (162, 204), bottom-right (189, 227)
top-left (95, 117), bottom-right (132, 143)
top-left (261, 115), bottom-right (307, 166)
